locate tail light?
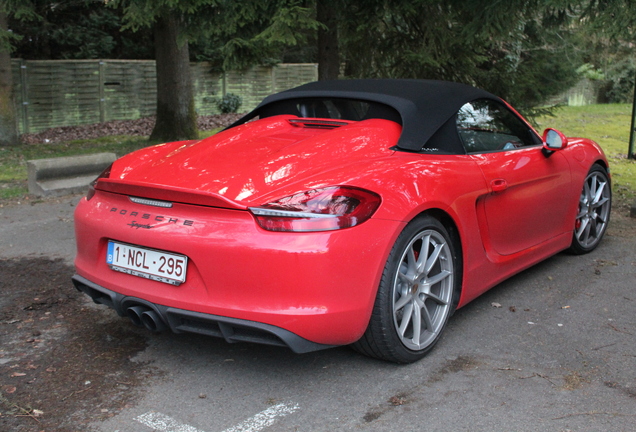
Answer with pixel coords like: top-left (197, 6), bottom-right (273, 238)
top-left (86, 163), bottom-right (113, 201)
top-left (249, 186), bottom-right (381, 232)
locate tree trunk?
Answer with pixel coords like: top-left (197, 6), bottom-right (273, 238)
top-left (317, 1), bottom-right (339, 81)
top-left (149, 14), bottom-right (197, 143)
top-left (0, 11), bottom-right (19, 146)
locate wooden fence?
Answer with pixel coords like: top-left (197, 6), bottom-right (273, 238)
top-left (10, 60), bottom-right (318, 134)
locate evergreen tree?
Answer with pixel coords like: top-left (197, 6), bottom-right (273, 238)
top-left (580, 0), bottom-right (636, 103)
top-left (189, 1), bottom-right (320, 71)
top-left (8, 0), bottom-right (153, 60)
top-left (336, 0), bottom-right (582, 111)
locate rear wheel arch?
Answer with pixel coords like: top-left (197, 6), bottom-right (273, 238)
top-left (352, 208), bottom-right (464, 363)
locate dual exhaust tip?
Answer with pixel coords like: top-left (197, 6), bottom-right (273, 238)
top-left (126, 305), bottom-right (167, 332)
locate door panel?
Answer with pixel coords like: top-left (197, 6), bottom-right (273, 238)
top-left (472, 148), bottom-right (572, 256)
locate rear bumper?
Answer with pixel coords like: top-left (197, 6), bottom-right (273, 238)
top-left (72, 274), bottom-right (333, 353)
top-left (73, 192), bottom-right (405, 346)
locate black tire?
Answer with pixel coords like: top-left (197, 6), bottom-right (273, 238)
top-left (352, 215), bottom-right (461, 363)
top-left (568, 164), bottom-right (611, 255)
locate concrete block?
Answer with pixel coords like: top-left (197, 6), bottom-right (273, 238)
top-left (27, 153), bottom-right (116, 197)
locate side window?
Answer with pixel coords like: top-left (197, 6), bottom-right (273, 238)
top-left (456, 99), bottom-right (540, 153)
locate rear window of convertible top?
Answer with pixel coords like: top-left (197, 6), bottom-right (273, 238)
top-left (258, 98), bottom-right (403, 124)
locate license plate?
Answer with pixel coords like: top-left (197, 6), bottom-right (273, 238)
top-left (107, 241), bottom-right (188, 286)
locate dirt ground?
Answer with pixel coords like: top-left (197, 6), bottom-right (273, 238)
top-left (19, 113), bottom-right (244, 145)
top-left (0, 257), bottom-right (153, 432)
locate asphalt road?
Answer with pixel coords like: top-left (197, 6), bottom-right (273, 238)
top-left (1, 195), bottom-right (635, 432)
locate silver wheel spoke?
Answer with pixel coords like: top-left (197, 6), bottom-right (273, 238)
top-left (576, 217), bottom-right (589, 239)
top-left (577, 218), bottom-right (591, 242)
top-left (589, 217), bottom-right (598, 237)
top-left (576, 207), bottom-right (587, 219)
top-left (589, 176), bottom-right (597, 202)
top-left (398, 303), bottom-right (414, 337)
top-left (397, 270), bottom-right (411, 284)
top-left (427, 269), bottom-right (451, 286)
top-left (411, 305), bottom-right (422, 344)
top-left (596, 212), bottom-right (608, 224)
top-left (415, 234), bottom-right (431, 274)
top-left (583, 181), bottom-right (591, 203)
top-left (426, 291), bottom-right (448, 305)
top-left (592, 181), bottom-right (606, 204)
top-left (394, 292), bottom-right (412, 312)
top-left (592, 195), bottom-right (609, 209)
top-left (420, 304), bottom-right (434, 332)
top-left (406, 247), bottom-right (417, 275)
top-left (424, 243), bottom-right (443, 275)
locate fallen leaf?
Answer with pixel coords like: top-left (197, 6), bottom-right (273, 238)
top-left (509, 306), bottom-right (517, 312)
top-left (3, 386), bottom-right (16, 394)
top-left (491, 302), bottom-right (502, 308)
top-left (389, 396), bottom-right (406, 406)
top-left (11, 372), bottom-right (26, 377)
top-left (20, 114), bottom-right (243, 145)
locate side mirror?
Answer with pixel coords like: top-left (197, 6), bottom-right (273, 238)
top-left (542, 128), bottom-right (568, 152)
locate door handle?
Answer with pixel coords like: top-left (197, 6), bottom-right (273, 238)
top-left (491, 179), bottom-right (508, 193)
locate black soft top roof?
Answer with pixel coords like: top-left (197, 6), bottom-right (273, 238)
top-left (228, 79), bottom-right (502, 152)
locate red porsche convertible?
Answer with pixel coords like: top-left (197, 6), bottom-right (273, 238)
top-left (73, 80), bottom-right (611, 363)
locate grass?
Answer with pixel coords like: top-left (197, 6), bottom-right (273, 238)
top-left (0, 135), bottom-right (151, 199)
top-left (536, 104), bottom-right (636, 204)
top-left (0, 130), bottom-right (219, 200)
top-left (1, 106), bottom-right (635, 201)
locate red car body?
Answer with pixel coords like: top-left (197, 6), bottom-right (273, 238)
top-left (73, 80), bottom-right (611, 362)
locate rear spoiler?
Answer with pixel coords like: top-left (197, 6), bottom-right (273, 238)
top-left (96, 179), bottom-right (247, 210)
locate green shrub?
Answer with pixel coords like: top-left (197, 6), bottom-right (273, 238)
top-left (216, 93), bottom-right (242, 113)
top-left (603, 58), bottom-right (635, 103)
